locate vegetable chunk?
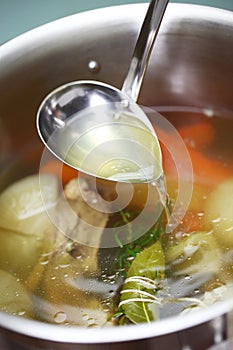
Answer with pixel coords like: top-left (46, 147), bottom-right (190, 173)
top-left (0, 174), bottom-right (58, 235)
top-left (205, 177), bottom-right (233, 247)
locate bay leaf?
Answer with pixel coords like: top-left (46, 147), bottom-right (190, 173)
top-left (120, 240), bottom-right (165, 324)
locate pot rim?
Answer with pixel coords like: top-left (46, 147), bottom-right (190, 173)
top-left (1, 3), bottom-right (233, 57)
top-left (0, 298), bottom-right (233, 343)
top-left (0, 2), bottom-right (233, 344)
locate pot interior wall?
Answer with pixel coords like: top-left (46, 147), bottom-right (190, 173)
top-left (0, 4), bottom-right (232, 347)
top-left (0, 5), bottom-right (232, 187)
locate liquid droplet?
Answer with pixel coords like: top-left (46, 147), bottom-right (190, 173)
top-left (184, 275), bottom-right (192, 281)
top-left (212, 217), bottom-right (221, 223)
top-left (82, 314), bottom-right (89, 321)
top-left (126, 256), bottom-right (135, 262)
top-left (54, 311), bottom-right (67, 323)
top-left (17, 310), bottom-right (26, 316)
top-left (87, 318), bottom-right (96, 326)
top-left (58, 263), bottom-right (70, 269)
top-left (39, 256), bottom-right (49, 265)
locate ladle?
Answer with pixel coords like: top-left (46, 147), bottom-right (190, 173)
top-left (37, 0), bottom-right (169, 183)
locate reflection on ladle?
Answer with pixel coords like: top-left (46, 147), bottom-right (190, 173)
top-left (36, 0), bottom-right (169, 183)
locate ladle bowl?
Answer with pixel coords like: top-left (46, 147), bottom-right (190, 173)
top-left (36, 0), bottom-right (168, 181)
top-left (37, 80), bottom-right (163, 182)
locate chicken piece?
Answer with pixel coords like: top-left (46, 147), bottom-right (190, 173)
top-left (27, 177), bottom-right (110, 293)
top-left (30, 177), bottom-right (112, 326)
top-left (62, 177), bottom-right (110, 273)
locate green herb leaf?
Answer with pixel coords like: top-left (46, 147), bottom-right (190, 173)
top-left (119, 240), bottom-right (165, 324)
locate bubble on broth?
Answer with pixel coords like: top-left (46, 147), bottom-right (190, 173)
top-left (54, 311), bottom-right (67, 323)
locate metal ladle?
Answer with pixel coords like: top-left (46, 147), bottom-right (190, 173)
top-left (37, 0), bottom-right (169, 183)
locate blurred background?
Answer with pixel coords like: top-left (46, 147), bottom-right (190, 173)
top-left (1, 0), bottom-right (233, 45)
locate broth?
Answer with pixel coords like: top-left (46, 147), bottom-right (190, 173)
top-left (0, 109), bottom-right (232, 327)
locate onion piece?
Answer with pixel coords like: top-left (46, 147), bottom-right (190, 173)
top-left (0, 228), bottom-right (46, 280)
top-left (0, 174), bottom-right (58, 235)
top-left (0, 269), bottom-right (33, 318)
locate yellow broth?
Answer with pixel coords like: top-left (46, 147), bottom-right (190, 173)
top-left (0, 109), bottom-right (232, 326)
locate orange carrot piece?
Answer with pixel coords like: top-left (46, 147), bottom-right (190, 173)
top-left (180, 210), bottom-right (207, 233)
top-left (157, 132), bottom-right (232, 188)
top-left (178, 121), bottom-right (215, 149)
top-left (40, 160), bottom-right (78, 185)
top-left (188, 148), bottom-right (233, 187)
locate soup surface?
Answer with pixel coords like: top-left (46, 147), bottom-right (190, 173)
top-left (0, 108), bottom-right (232, 327)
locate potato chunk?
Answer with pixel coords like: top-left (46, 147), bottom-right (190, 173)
top-left (205, 177), bottom-right (233, 247)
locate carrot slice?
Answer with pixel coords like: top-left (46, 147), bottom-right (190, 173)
top-left (188, 148), bottom-right (233, 187)
top-left (157, 127), bottom-right (232, 188)
top-left (179, 210), bottom-right (207, 233)
top-left (178, 121), bottom-right (215, 149)
top-left (40, 160), bottom-right (78, 185)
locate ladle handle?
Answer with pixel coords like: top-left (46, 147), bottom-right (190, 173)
top-left (122, 0), bottom-right (169, 102)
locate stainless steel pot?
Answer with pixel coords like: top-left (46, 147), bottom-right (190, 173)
top-left (0, 3), bottom-right (233, 350)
